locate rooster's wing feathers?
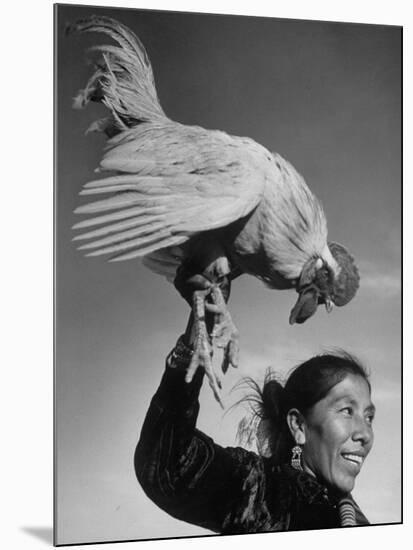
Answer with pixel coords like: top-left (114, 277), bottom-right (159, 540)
top-left (73, 121), bottom-right (270, 261)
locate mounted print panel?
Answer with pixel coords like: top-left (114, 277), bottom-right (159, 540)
top-left (54, 3), bottom-right (402, 546)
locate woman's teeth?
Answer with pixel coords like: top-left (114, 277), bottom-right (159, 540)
top-left (342, 453), bottom-right (363, 465)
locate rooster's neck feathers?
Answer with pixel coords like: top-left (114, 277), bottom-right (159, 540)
top-left (256, 154), bottom-right (333, 284)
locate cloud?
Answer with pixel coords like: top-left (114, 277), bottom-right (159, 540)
top-left (372, 383), bottom-right (401, 404)
top-left (237, 343), bottom-right (315, 379)
top-left (360, 270), bottom-right (401, 297)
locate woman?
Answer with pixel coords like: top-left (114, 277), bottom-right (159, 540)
top-left (134, 273), bottom-right (374, 533)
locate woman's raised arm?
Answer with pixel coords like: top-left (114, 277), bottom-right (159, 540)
top-left (134, 271), bottom-right (259, 533)
top-left (134, 323), bottom-right (262, 533)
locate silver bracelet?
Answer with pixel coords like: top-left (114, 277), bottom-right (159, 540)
top-left (166, 335), bottom-right (194, 368)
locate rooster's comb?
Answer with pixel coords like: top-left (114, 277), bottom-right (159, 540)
top-left (328, 242), bottom-right (360, 306)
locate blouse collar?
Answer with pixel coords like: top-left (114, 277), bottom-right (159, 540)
top-left (280, 464), bottom-right (342, 506)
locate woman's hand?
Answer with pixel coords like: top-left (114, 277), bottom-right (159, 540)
top-left (174, 262), bottom-right (232, 348)
top-left (174, 262), bottom-right (231, 307)
top-left (173, 262), bottom-right (239, 396)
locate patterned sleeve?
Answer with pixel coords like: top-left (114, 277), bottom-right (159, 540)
top-left (134, 351), bottom-right (258, 533)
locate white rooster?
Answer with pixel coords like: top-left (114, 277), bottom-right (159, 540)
top-left (68, 16), bottom-right (359, 404)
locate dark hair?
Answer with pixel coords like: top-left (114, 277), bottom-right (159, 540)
top-left (234, 350), bottom-right (370, 464)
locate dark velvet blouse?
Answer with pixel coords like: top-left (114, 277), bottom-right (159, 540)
top-left (134, 361), bottom-right (369, 534)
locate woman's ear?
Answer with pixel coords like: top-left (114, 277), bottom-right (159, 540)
top-left (286, 408), bottom-right (306, 445)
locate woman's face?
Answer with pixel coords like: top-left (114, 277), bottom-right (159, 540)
top-left (301, 373), bottom-right (375, 495)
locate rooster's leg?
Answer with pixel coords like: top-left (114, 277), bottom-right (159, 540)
top-left (185, 289), bottom-right (223, 406)
top-left (209, 285), bottom-right (240, 373)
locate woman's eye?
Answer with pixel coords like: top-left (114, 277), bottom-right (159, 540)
top-left (366, 414), bottom-right (375, 425)
top-left (341, 407), bottom-right (353, 415)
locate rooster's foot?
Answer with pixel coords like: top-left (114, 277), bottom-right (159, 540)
top-left (185, 289), bottom-right (224, 406)
top-left (209, 285), bottom-right (240, 374)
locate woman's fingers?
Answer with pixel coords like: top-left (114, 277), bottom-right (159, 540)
top-left (174, 269), bottom-right (213, 304)
top-left (186, 274), bottom-right (213, 290)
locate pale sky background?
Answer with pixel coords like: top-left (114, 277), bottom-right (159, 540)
top-left (55, 4), bottom-right (401, 545)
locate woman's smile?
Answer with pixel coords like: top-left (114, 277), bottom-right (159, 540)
top-left (341, 452), bottom-right (364, 467)
top-left (300, 373), bottom-right (374, 494)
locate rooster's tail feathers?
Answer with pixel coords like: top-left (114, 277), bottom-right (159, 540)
top-left (67, 16), bottom-right (167, 135)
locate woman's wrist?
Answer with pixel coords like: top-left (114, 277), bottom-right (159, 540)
top-left (166, 334), bottom-right (194, 369)
top-left (182, 312), bottom-right (196, 347)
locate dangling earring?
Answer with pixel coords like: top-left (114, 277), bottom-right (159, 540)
top-left (291, 445), bottom-right (303, 471)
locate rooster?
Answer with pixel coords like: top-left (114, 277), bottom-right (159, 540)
top-left (68, 16), bottom-right (360, 404)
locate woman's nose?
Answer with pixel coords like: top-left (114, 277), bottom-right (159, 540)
top-left (352, 415), bottom-right (373, 446)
